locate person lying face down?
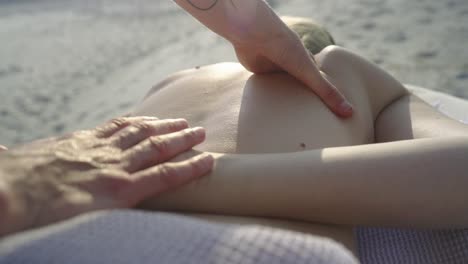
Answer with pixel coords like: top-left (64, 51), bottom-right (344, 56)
top-left (132, 16), bottom-right (468, 259)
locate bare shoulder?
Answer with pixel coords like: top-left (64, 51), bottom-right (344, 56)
top-left (144, 63), bottom-right (247, 99)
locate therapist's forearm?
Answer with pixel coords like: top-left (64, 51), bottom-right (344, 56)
top-left (151, 137), bottom-right (468, 228)
top-left (173, 0), bottom-right (279, 44)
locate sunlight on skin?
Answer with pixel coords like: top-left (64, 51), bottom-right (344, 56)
top-left (205, 62), bottom-right (246, 78)
top-left (224, 0), bottom-right (261, 40)
top-left (182, 0), bottom-right (269, 44)
top-left (175, 0), bottom-right (353, 117)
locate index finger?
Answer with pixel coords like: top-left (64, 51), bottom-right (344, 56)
top-left (121, 153), bottom-right (214, 206)
top-left (268, 34), bottom-right (353, 118)
top-left (121, 127), bottom-right (206, 172)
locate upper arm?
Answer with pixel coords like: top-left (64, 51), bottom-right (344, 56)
top-left (375, 94), bottom-right (468, 142)
top-left (315, 46), bottom-right (408, 121)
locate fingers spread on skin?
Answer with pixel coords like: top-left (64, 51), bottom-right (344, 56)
top-left (93, 116), bottom-right (159, 138)
top-left (121, 127), bottom-right (206, 173)
top-left (119, 153), bottom-right (214, 207)
top-left (111, 119), bottom-right (189, 150)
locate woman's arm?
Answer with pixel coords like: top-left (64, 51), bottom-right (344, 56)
top-left (145, 136), bottom-right (468, 229)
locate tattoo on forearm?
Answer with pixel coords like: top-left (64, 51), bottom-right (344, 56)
top-left (186, 0), bottom-right (219, 11)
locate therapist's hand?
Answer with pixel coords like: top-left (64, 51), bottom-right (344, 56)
top-left (174, 0), bottom-right (353, 117)
top-left (0, 117), bottom-right (214, 236)
top-left (174, 0), bottom-right (353, 118)
top-left (230, 3), bottom-right (353, 118)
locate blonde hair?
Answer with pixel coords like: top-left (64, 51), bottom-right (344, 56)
top-left (281, 16), bottom-right (335, 55)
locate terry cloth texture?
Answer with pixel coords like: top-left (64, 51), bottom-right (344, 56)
top-left (0, 210), bottom-right (357, 264)
top-left (356, 227), bottom-right (468, 264)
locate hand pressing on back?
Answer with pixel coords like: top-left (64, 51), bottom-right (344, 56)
top-left (0, 116), bottom-right (214, 236)
top-left (175, 0), bottom-right (353, 117)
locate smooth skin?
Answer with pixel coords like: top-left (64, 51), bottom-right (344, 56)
top-left (134, 45), bottom-right (468, 256)
top-left (0, 117), bottom-right (214, 236)
top-left (174, 0), bottom-right (354, 117)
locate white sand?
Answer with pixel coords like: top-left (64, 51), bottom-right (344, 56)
top-left (0, 0), bottom-right (467, 146)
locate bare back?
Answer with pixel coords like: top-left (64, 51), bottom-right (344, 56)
top-left (134, 62), bottom-right (375, 154)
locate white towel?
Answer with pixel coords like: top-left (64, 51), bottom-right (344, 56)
top-left (0, 210), bottom-right (357, 264)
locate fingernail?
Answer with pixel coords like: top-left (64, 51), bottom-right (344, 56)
top-left (339, 101), bottom-right (353, 115)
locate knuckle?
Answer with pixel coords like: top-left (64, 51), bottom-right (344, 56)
top-left (114, 128), bottom-right (134, 144)
top-left (110, 117), bottom-right (129, 128)
top-left (113, 127), bottom-right (137, 147)
top-left (322, 86), bottom-right (341, 103)
top-left (158, 165), bottom-right (180, 187)
top-left (183, 129), bottom-right (197, 143)
top-left (119, 147), bottom-right (145, 172)
top-left (149, 137), bottom-right (169, 156)
top-left (124, 126), bottom-right (139, 137)
top-left (134, 122), bottom-right (154, 135)
top-left (167, 120), bottom-right (183, 132)
top-left (188, 158), bottom-right (204, 175)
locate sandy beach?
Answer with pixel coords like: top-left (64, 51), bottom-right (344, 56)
top-left (0, 0), bottom-right (467, 146)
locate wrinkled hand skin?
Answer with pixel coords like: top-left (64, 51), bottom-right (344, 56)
top-left (0, 117), bottom-right (214, 236)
